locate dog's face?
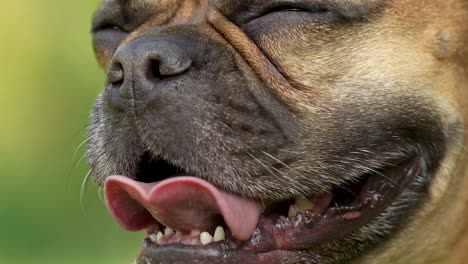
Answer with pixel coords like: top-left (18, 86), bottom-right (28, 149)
top-left (87, 0), bottom-right (468, 263)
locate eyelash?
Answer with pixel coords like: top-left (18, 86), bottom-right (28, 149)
top-left (92, 23), bottom-right (126, 34)
top-left (261, 3), bottom-right (329, 16)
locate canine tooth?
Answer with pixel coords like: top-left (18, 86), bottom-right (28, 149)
top-left (288, 205), bottom-right (299, 217)
top-left (156, 231), bottom-right (164, 244)
top-left (149, 234), bottom-right (158, 243)
top-left (200, 232), bottom-right (213, 245)
top-left (214, 226), bottom-right (225, 242)
top-left (288, 196), bottom-right (314, 217)
top-left (164, 227), bottom-right (174, 236)
top-left (191, 229), bottom-right (201, 236)
top-left (295, 196), bottom-right (314, 211)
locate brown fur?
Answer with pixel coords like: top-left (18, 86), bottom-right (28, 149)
top-left (89, 0), bottom-right (468, 263)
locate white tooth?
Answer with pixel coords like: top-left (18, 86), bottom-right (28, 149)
top-left (288, 196), bottom-right (314, 217)
top-left (175, 231), bottom-right (182, 236)
top-left (149, 234), bottom-right (158, 243)
top-left (191, 229), bottom-right (201, 236)
top-left (200, 232), bottom-right (213, 245)
top-left (156, 231), bottom-right (164, 244)
top-left (288, 205), bottom-right (299, 217)
top-left (295, 196), bottom-right (314, 211)
top-left (164, 227), bottom-right (174, 236)
top-left (214, 226), bottom-right (225, 242)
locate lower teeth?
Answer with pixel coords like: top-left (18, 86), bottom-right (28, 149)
top-left (150, 226), bottom-right (226, 245)
top-left (200, 232), bottom-right (213, 245)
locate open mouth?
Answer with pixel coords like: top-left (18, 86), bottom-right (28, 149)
top-left (104, 152), bottom-right (423, 264)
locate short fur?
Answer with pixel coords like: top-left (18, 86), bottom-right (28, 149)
top-left (88, 0), bottom-right (468, 263)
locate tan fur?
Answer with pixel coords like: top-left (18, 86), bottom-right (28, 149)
top-left (91, 0), bottom-right (468, 262)
top-left (349, 1), bottom-right (468, 262)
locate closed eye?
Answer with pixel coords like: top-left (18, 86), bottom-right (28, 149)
top-left (243, 0), bottom-right (387, 25)
top-left (261, 3), bottom-right (330, 16)
top-left (92, 22), bottom-right (126, 34)
top-left (91, 20), bottom-right (129, 68)
top-left (243, 2), bottom-right (333, 24)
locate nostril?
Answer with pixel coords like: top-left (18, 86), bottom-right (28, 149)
top-left (106, 39), bottom-right (193, 106)
top-left (107, 62), bottom-right (125, 90)
top-left (148, 59), bottom-right (163, 81)
top-left (145, 55), bottom-right (192, 82)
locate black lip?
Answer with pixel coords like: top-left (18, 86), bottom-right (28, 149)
top-left (138, 240), bottom-right (257, 264)
top-left (135, 156), bottom-right (423, 264)
top-left (138, 240), bottom-right (294, 264)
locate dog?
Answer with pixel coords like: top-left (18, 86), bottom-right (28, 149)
top-left (86, 0), bottom-right (468, 263)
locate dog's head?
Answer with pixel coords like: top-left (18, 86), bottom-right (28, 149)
top-left (87, 0), bottom-right (468, 263)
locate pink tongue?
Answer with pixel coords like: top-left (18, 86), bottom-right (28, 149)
top-left (104, 176), bottom-right (263, 241)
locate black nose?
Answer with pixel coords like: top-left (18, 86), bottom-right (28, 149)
top-left (106, 37), bottom-right (192, 107)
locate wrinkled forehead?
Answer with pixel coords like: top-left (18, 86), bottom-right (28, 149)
top-left (95, 0), bottom-right (179, 16)
top-left (93, 0), bottom-right (396, 29)
top-left (211, 0), bottom-right (386, 11)
top-left (97, 0), bottom-right (175, 11)
top-left (104, 0), bottom-right (385, 5)
top-left (97, 0), bottom-right (388, 13)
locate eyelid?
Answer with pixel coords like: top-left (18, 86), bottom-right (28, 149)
top-left (92, 22), bottom-right (126, 34)
top-left (241, 1), bottom-right (332, 24)
top-left (261, 2), bottom-right (330, 15)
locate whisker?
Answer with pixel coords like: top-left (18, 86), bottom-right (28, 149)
top-left (366, 167), bottom-right (402, 189)
top-left (247, 153), bottom-right (280, 178)
top-left (261, 151), bottom-right (303, 176)
top-left (339, 186), bottom-right (362, 202)
top-left (73, 137), bottom-right (89, 162)
top-left (98, 186), bottom-right (105, 204)
top-left (340, 157), bottom-right (402, 188)
top-left (453, 127), bottom-right (468, 152)
top-left (457, 140), bottom-right (468, 152)
top-left (74, 152), bottom-right (88, 169)
top-left (277, 149), bottom-right (304, 155)
top-left (80, 170), bottom-right (92, 216)
top-left (71, 135), bottom-right (96, 169)
top-left (215, 120), bottom-right (233, 132)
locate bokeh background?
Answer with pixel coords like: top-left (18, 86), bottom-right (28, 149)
top-left (0, 1), bottom-right (142, 263)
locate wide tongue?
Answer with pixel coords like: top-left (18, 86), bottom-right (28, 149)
top-left (104, 176), bottom-right (263, 241)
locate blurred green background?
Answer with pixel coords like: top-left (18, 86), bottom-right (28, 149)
top-left (0, 0), bottom-right (142, 263)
